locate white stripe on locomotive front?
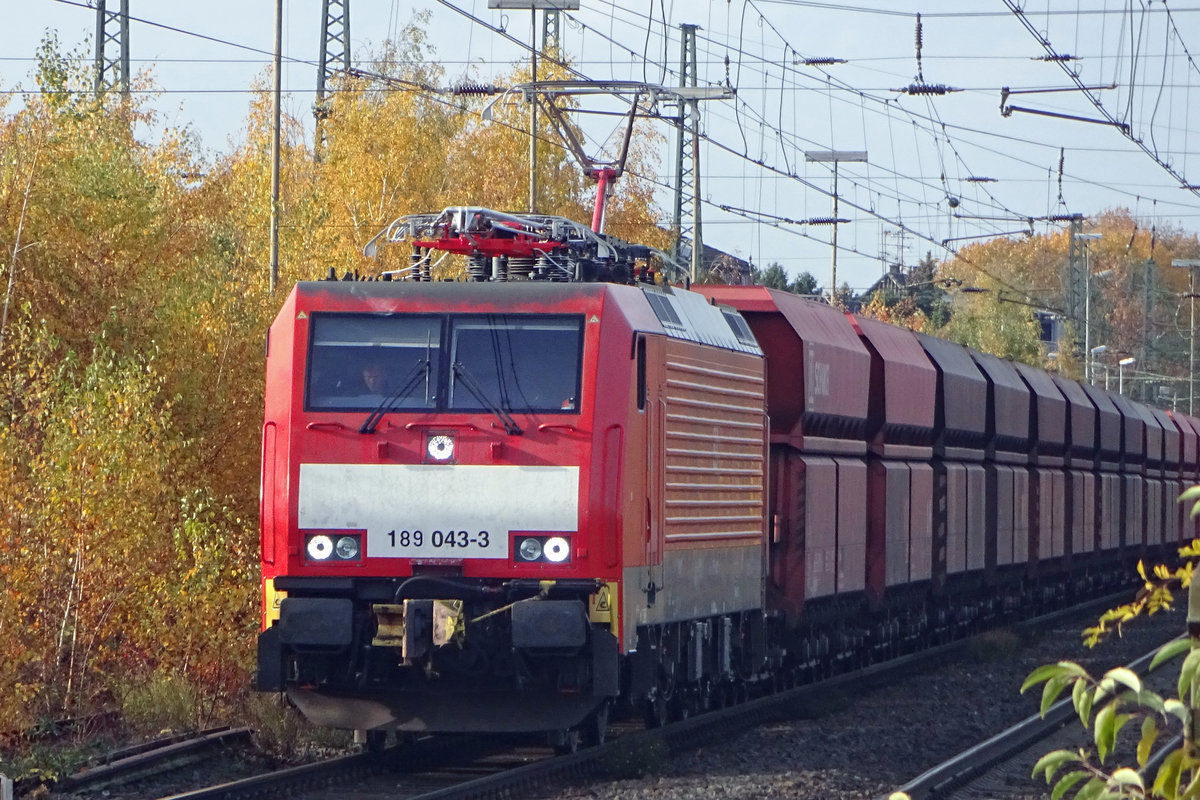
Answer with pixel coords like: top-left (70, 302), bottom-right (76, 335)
top-left (298, 464), bottom-right (579, 559)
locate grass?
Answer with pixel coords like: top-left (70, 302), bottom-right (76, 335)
top-left (0, 673), bottom-right (356, 795)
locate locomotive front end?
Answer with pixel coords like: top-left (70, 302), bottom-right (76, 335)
top-left (257, 281), bottom-right (627, 737)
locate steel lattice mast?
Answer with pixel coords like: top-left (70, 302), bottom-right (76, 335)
top-left (315, 0), bottom-right (351, 152)
top-left (93, 0), bottom-right (130, 97)
top-left (671, 24), bottom-right (702, 281)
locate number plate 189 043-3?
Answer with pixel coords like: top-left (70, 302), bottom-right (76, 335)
top-left (373, 528), bottom-right (503, 559)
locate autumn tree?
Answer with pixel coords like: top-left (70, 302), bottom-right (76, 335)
top-left (0, 36), bottom-right (260, 730)
top-left (0, 12), bottom-right (674, 740)
top-left (939, 215), bottom-right (1200, 386)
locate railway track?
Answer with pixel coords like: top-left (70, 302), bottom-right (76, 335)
top-left (886, 627), bottom-right (1184, 800)
top-left (50, 727), bottom-right (254, 796)
top-left (67, 590), bottom-right (1139, 800)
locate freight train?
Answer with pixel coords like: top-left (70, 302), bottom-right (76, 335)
top-left (256, 206), bottom-right (1196, 749)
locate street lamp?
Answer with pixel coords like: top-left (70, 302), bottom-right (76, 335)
top-left (1090, 345), bottom-right (1107, 387)
top-left (1075, 232), bottom-right (1103, 383)
top-left (1173, 258), bottom-right (1200, 414)
top-left (805, 149), bottom-right (867, 303)
top-left (1118, 357), bottom-right (1136, 395)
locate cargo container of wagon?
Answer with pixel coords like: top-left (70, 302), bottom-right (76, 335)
top-left (1173, 413), bottom-right (1200, 539)
top-left (1013, 363), bottom-right (1068, 578)
top-left (1141, 402), bottom-right (1166, 549)
top-left (1050, 376), bottom-right (1097, 565)
top-left (913, 333), bottom-right (987, 586)
top-left (695, 286), bottom-right (871, 619)
top-left (1152, 408), bottom-right (1182, 546)
top-left (1167, 411), bottom-right (1195, 543)
top-left (969, 350), bottom-right (1032, 574)
top-left (1106, 391), bottom-right (1149, 552)
top-left (1078, 384), bottom-right (1121, 556)
top-left (1123, 394), bottom-right (1167, 550)
top-left (846, 315), bottom-right (936, 607)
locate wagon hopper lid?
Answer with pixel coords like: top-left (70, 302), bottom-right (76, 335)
top-left (1012, 362), bottom-right (1067, 462)
top-left (1050, 375), bottom-right (1098, 463)
top-left (913, 333), bottom-right (987, 459)
top-left (1152, 407), bottom-right (1182, 470)
top-left (846, 314), bottom-right (935, 458)
top-left (1080, 383), bottom-right (1123, 464)
top-left (694, 286), bottom-right (870, 454)
top-left (968, 350), bottom-right (1031, 460)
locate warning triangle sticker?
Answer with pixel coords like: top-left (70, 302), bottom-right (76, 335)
top-left (593, 586), bottom-right (611, 612)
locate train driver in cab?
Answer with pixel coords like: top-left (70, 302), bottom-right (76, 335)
top-left (360, 361), bottom-right (389, 396)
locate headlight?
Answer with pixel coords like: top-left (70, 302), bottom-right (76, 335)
top-left (543, 536), bottom-right (570, 563)
top-left (305, 533), bottom-right (362, 562)
top-left (335, 536), bottom-right (360, 559)
top-left (514, 535), bottom-right (571, 564)
top-left (518, 537), bottom-right (543, 561)
top-left (306, 534), bottom-right (333, 560)
top-left (426, 434), bottom-right (455, 461)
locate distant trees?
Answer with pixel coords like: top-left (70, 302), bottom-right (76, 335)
top-left (939, 214), bottom-right (1200, 386)
top-left (751, 262), bottom-right (822, 296)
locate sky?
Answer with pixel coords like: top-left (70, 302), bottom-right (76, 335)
top-left (3, 0), bottom-right (1200, 293)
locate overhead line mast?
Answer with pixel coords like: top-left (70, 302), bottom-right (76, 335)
top-left (315, 0), bottom-right (351, 154)
top-left (93, 0), bottom-right (130, 97)
top-left (673, 23), bottom-right (702, 282)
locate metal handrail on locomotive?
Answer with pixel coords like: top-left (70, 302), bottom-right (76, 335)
top-left (257, 205), bottom-right (1198, 748)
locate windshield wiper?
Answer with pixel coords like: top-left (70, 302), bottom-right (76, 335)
top-left (452, 362), bottom-right (523, 435)
top-left (360, 358), bottom-right (430, 434)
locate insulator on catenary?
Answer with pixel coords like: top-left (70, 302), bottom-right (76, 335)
top-left (451, 82), bottom-right (497, 96)
top-left (901, 82), bottom-right (957, 95)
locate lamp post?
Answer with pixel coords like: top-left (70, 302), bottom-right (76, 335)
top-left (1119, 357), bottom-right (1136, 395)
top-left (1075, 233), bottom-right (1103, 383)
top-left (1090, 345), bottom-right (1107, 387)
top-left (805, 150), bottom-right (867, 303)
top-left (1173, 258), bottom-right (1200, 414)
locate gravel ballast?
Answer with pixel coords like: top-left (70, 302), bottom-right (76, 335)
top-left (548, 602), bottom-right (1188, 800)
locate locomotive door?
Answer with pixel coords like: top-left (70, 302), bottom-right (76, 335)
top-left (641, 334), bottom-right (666, 603)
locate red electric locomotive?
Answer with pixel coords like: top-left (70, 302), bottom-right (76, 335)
top-left (256, 209), bottom-right (769, 745)
top-left (258, 206), bottom-right (1200, 747)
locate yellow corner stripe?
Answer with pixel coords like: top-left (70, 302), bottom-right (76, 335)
top-left (589, 582), bottom-right (619, 636)
top-left (265, 578), bottom-right (285, 625)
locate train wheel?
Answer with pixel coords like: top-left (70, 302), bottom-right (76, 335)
top-left (552, 728), bottom-right (582, 755)
top-left (697, 681), bottom-right (713, 713)
top-left (584, 701), bottom-right (610, 747)
top-left (364, 729), bottom-right (387, 753)
top-left (643, 692), bottom-right (668, 728)
top-left (671, 691), bottom-right (693, 721)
